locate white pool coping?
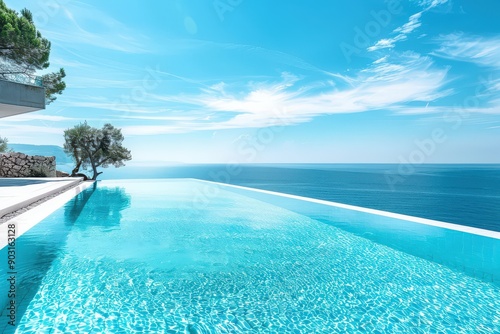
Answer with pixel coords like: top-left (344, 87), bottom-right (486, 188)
top-left (0, 177), bottom-right (83, 219)
top-left (0, 181), bottom-right (95, 249)
top-left (193, 179), bottom-right (500, 240)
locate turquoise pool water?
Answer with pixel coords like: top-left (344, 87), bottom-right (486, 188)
top-left (3, 179), bottom-right (500, 333)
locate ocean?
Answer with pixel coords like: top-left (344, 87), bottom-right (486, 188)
top-left (60, 163), bottom-right (500, 232)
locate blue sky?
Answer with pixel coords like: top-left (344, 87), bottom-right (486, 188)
top-left (2, 0), bottom-right (500, 163)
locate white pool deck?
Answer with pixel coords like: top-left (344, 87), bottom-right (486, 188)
top-left (0, 177), bottom-right (83, 219)
top-left (0, 178), bottom-right (95, 249)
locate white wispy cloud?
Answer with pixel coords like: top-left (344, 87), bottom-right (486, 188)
top-left (59, 100), bottom-right (169, 114)
top-left (391, 101), bottom-right (500, 115)
top-left (121, 53), bottom-right (451, 135)
top-left (153, 38), bottom-right (354, 85)
top-left (68, 78), bottom-right (148, 89)
top-left (368, 12), bottom-right (422, 51)
top-left (39, 2), bottom-right (148, 54)
top-left (373, 56), bottom-right (389, 64)
top-left (1, 124), bottom-right (66, 135)
top-left (0, 114), bottom-right (73, 122)
top-left (120, 115), bottom-right (208, 122)
top-left (426, 34), bottom-right (500, 116)
top-left (368, 0), bottom-right (448, 51)
top-left (49, 57), bottom-right (92, 69)
top-left (432, 34), bottom-right (500, 69)
top-left (418, 0), bottom-right (450, 10)
top-left (395, 12), bottom-right (423, 35)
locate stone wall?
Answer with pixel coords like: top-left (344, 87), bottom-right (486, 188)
top-left (0, 152), bottom-right (56, 177)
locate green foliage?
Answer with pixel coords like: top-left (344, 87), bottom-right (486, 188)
top-left (63, 121), bottom-right (91, 174)
top-left (63, 122), bottom-right (132, 180)
top-left (0, 135), bottom-right (8, 153)
top-left (0, 2), bottom-right (50, 72)
top-left (0, 0), bottom-right (66, 104)
top-left (42, 68), bottom-right (66, 104)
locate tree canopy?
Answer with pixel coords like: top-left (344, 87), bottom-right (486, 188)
top-left (0, 0), bottom-right (66, 104)
top-left (63, 122), bottom-right (132, 180)
top-left (0, 135), bottom-right (7, 153)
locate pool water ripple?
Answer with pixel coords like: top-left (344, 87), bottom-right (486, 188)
top-left (10, 180), bottom-right (500, 333)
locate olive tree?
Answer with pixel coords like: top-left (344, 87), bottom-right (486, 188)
top-left (63, 122), bottom-right (132, 180)
top-left (0, 135), bottom-right (7, 152)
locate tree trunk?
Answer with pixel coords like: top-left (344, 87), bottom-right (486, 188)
top-left (91, 163), bottom-right (103, 180)
top-left (71, 160), bottom-right (82, 176)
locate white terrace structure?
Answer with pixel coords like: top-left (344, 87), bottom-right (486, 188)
top-left (0, 77), bottom-right (45, 118)
top-left (0, 77), bottom-right (83, 226)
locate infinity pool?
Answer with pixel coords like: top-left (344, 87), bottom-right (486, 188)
top-left (2, 179), bottom-right (500, 333)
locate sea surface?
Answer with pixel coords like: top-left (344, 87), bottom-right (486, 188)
top-left (59, 163), bottom-right (500, 232)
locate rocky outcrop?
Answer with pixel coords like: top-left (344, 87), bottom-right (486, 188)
top-left (56, 170), bottom-right (70, 177)
top-left (0, 152), bottom-right (56, 177)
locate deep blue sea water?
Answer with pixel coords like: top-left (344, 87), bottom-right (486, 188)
top-left (61, 163), bottom-right (500, 232)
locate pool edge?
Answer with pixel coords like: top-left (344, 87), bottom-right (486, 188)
top-left (0, 181), bottom-right (96, 249)
top-left (191, 178), bottom-right (500, 240)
